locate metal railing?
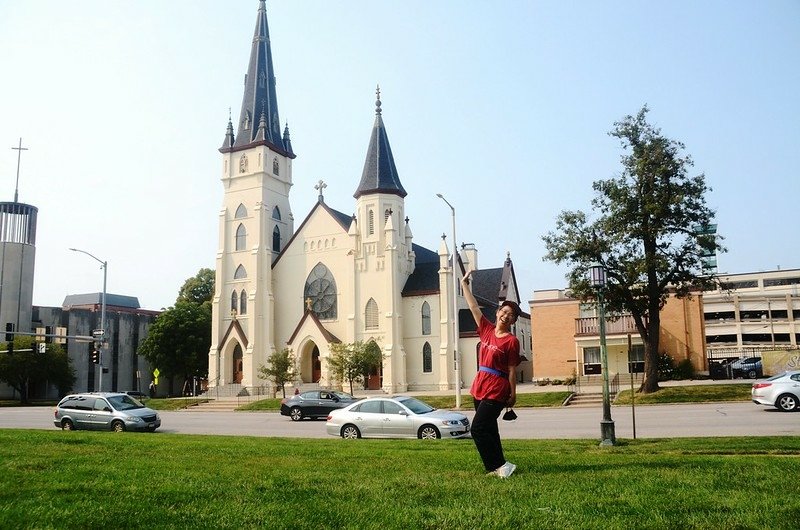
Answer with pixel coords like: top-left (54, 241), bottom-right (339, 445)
top-left (575, 315), bottom-right (639, 336)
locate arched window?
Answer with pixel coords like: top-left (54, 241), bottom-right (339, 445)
top-left (368, 210), bottom-right (375, 235)
top-left (422, 343), bottom-right (432, 373)
top-left (230, 291), bottom-right (238, 314)
top-left (234, 265), bottom-right (247, 279)
top-left (243, 111), bottom-right (251, 130)
top-left (273, 157), bottom-right (279, 175)
top-left (235, 203), bottom-right (247, 219)
top-left (384, 209), bottom-right (391, 224)
top-left (272, 225), bottom-right (281, 252)
top-left (240, 290), bottom-right (247, 315)
top-left (365, 298), bottom-right (379, 330)
top-left (272, 206), bottom-right (281, 220)
top-left (421, 301), bottom-right (431, 335)
top-left (304, 263), bottom-right (337, 319)
top-left (235, 223), bottom-right (247, 251)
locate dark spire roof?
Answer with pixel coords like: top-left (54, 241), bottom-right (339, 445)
top-left (222, 0), bottom-right (295, 158)
top-left (353, 87), bottom-right (407, 199)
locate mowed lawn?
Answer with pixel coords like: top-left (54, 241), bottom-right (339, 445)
top-left (1, 430), bottom-right (798, 529)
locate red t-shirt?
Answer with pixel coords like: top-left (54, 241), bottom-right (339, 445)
top-left (470, 315), bottom-right (521, 402)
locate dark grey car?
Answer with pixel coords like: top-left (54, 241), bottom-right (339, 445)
top-left (280, 390), bottom-right (360, 421)
top-left (53, 392), bottom-right (161, 432)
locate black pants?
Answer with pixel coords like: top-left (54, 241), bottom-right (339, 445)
top-left (471, 398), bottom-right (506, 471)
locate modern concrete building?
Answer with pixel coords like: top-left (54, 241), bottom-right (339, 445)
top-left (703, 268), bottom-right (800, 373)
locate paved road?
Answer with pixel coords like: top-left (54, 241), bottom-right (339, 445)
top-left (2, 402), bottom-right (798, 439)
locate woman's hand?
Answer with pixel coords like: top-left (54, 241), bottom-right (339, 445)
top-left (506, 393), bottom-right (517, 408)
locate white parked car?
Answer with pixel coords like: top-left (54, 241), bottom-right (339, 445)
top-left (752, 371), bottom-right (800, 412)
top-left (326, 396), bottom-right (470, 440)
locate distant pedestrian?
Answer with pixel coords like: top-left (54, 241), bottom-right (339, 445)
top-left (461, 268), bottom-right (521, 478)
top-left (149, 381), bottom-right (156, 398)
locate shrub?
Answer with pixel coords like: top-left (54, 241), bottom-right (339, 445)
top-left (658, 352), bottom-right (675, 381)
top-left (673, 359), bottom-right (695, 380)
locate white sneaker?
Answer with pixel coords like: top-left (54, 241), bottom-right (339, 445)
top-left (496, 461), bottom-right (517, 478)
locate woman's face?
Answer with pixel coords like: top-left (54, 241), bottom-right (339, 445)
top-left (496, 305), bottom-right (517, 329)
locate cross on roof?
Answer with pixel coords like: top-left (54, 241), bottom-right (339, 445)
top-left (315, 180), bottom-right (327, 202)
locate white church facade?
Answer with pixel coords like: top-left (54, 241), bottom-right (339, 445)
top-left (208, 1), bottom-right (531, 394)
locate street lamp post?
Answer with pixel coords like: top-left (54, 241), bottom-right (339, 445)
top-left (70, 248), bottom-right (107, 392)
top-left (589, 263), bottom-right (616, 446)
top-left (436, 193), bottom-right (461, 409)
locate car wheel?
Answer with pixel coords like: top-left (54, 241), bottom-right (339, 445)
top-left (61, 419), bottom-right (74, 431)
top-left (111, 420), bottom-right (125, 432)
top-left (341, 424), bottom-right (361, 439)
top-left (776, 394), bottom-right (799, 412)
top-left (747, 369), bottom-right (757, 379)
top-left (289, 407), bottom-right (303, 421)
top-left (418, 425), bottom-right (441, 440)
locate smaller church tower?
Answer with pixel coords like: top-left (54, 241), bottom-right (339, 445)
top-left (352, 89), bottom-right (412, 392)
top-left (211, 0), bottom-right (295, 390)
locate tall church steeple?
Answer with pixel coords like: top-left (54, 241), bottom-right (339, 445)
top-left (222, 0), bottom-right (294, 158)
top-left (353, 87), bottom-right (406, 199)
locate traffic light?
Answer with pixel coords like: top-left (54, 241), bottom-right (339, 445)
top-left (91, 342), bottom-right (101, 364)
top-left (4, 323), bottom-right (13, 353)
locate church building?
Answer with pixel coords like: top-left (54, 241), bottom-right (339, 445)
top-left (208, 1), bottom-right (530, 394)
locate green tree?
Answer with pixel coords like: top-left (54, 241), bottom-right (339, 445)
top-left (177, 268), bottom-right (215, 305)
top-left (543, 106), bottom-right (724, 393)
top-left (139, 269), bottom-right (214, 395)
top-left (328, 341), bottom-right (382, 394)
top-left (258, 348), bottom-right (297, 398)
top-left (138, 301), bottom-right (211, 396)
top-left (0, 337), bottom-right (75, 403)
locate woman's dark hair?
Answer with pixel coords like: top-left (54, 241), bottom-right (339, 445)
top-left (499, 300), bottom-right (522, 320)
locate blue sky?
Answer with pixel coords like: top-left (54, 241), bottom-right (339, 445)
top-left (1, 1), bottom-right (798, 311)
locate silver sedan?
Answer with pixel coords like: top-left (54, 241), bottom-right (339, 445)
top-left (326, 396), bottom-right (470, 440)
top-left (752, 370), bottom-right (800, 411)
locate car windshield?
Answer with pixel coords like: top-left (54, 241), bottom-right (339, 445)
top-left (332, 391), bottom-right (352, 400)
top-left (766, 373), bottom-right (788, 381)
top-left (397, 397), bottom-right (434, 414)
top-left (107, 395), bottom-right (144, 410)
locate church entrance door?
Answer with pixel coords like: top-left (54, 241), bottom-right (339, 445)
top-left (312, 346), bottom-right (321, 383)
top-left (232, 344), bottom-right (243, 384)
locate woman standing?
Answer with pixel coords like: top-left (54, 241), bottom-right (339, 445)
top-left (461, 269), bottom-right (521, 478)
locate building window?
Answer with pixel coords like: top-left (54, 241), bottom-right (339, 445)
top-left (583, 347), bottom-right (601, 375)
top-left (384, 209), bottom-right (391, 224)
top-left (234, 265), bottom-right (247, 279)
top-left (365, 298), bottom-right (379, 330)
top-left (240, 290), bottom-right (247, 315)
top-left (628, 344), bottom-right (644, 373)
top-left (230, 291), bottom-right (238, 314)
top-left (421, 302), bottom-right (431, 335)
top-left (235, 203), bottom-right (247, 219)
top-left (368, 210), bottom-right (375, 235)
top-left (273, 157), bottom-right (279, 175)
top-left (272, 226), bottom-right (281, 252)
top-left (304, 263), bottom-right (337, 319)
top-left (422, 342), bottom-right (432, 373)
top-left (272, 206), bottom-right (281, 220)
top-left (235, 223), bottom-right (247, 251)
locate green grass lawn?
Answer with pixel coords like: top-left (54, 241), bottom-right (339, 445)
top-left (615, 383), bottom-right (753, 405)
top-left (1, 430), bottom-right (798, 529)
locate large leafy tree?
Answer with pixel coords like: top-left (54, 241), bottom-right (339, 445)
top-left (258, 348), bottom-right (297, 398)
top-left (138, 269), bottom-right (213, 395)
top-left (0, 337), bottom-right (75, 403)
top-left (177, 268), bottom-right (215, 305)
top-left (543, 106), bottom-right (724, 393)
